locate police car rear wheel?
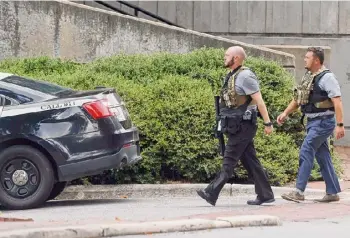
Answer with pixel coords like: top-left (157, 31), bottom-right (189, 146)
top-left (0, 145), bottom-right (54, 210)
top-left (47, 181), bottom-right (67, 201)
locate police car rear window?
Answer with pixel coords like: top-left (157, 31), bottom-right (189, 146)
top-left (2, 76), bottom-right (70, 95)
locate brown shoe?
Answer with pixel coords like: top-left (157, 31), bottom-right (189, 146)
top-left (281, 191), bottom-right (305, 203)
top-left (314, 194), bottom-right (340, 203)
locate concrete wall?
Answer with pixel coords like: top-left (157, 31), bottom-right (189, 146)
top-left (81, 1), bottom-right (350, 35)
top-left (0, 1), bottom-right (294, 71)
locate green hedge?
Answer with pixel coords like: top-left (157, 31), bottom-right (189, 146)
top-left (0, 48), bottom-right (343, 186)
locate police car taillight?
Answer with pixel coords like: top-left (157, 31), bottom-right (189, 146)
top-left (83, 99), bottom-right (114, 119)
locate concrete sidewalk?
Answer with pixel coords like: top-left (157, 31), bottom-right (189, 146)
top-left (54, 183), bottom-right (339, 201)
top-left (1, 183), bottom-right (350, 238)
top-left (1, 193), bottom-right (350, 238)
top-left (0, 215), bottom-right (281, 238)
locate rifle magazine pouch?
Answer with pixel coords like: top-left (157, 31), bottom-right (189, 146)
top-left (221, 116), bottom-right (241, 135)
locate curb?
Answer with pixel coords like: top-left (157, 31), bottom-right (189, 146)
top-left (56, 183), bottom-right (335, 200)
top-left (0, 215), bottom-right (281, 238)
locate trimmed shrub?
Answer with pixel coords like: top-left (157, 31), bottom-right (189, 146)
top-left (0, 47), bottom-right (343, 186)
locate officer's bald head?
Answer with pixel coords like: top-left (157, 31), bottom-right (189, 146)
top-left (224, 46), bottom-right (247, 69)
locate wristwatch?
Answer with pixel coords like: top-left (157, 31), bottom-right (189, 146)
top-left (263, 122), bottom-right (273, 127)
top-left (337, 123), bottom-right (344, 127)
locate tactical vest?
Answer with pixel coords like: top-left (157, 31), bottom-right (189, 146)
top-left (218, 66), bottom-right (256, 135)
top-left (293, 68), bottom-right (334, 114)
top-left (219, 66), bottom-right (253, 114)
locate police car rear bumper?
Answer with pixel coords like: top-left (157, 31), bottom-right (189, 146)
top-left (57, 142), bottom-right (141, 181)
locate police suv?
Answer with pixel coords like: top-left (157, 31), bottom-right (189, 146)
top-left (0, 72), bottom-right (141, 210)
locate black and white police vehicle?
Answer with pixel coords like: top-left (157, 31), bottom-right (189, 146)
top-left (0, 72), bottom-right (141, 210)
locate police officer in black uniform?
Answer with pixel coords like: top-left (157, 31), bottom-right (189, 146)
top-left (197, 46), bottom-right (275, 206)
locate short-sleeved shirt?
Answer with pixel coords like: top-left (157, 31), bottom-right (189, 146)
top-left (318, 72), bottom-right (341, 98)
top-left (306, 71), bottom-right (341, 118)
top-left (233, 68), bottom-right (259, 111)
top-left (235, 69), bottom-right (260, 96)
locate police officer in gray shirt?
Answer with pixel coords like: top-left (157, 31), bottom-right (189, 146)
top-left (197, 46), bottom-right (275, 206)
top-left (277, 47), bottom-right (345, 203)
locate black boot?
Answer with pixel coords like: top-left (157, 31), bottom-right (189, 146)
top-left (197, 165), bottom-right (233, 206)
top-left (247, 196), bottom-right (275, 205)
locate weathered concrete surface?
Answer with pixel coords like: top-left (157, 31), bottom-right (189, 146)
top-left (122, 215), bottom-right (350, 238)
top-left (1, 183), bottom-right (350, 237)
top-left (0, 0), bottom-right (295, 71)
top-left (2, 189), bottom-right (350, 237)
top-left (54, 184), bottom-right (349, 201)
top-left (87, 1), bottom-right (349, 36)
top-left (0, 215), bottom-right (281, 238)
top-left (261, 45), bottom-right (331, 84)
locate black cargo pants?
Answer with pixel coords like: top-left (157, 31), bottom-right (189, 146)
top-left (204, 120), bottom-right (274, 201)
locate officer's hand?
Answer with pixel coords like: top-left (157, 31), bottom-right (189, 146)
top-left (335, 126), bottom-right (345, 140)
top-left (264, 125), bottom-right (273, 135)
top-left (277, 112), bottom-right (287, 125)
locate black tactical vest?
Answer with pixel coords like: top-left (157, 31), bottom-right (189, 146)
top-left (301, 70), bottom-right (335, 114)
